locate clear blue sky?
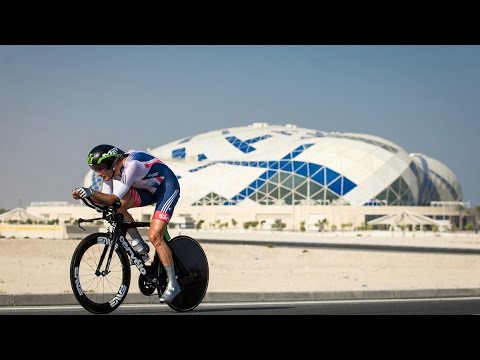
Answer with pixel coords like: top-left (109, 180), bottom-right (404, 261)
top-left (1, 45), bottom-right (479, 209)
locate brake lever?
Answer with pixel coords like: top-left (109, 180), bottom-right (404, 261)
top-left (77, 216), bottom-right (104, 231)
top-left (78, 218), bottom-right (86, 231)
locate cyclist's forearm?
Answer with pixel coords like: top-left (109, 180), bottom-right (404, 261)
top-left (91, 191), bottom-right (120, 206)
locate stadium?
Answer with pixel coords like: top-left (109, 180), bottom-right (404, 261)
top-left (70, 122), bottom-right (465, 231)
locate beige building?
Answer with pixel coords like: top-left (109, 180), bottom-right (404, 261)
top-left (25, 201), bottom-right (467, 233)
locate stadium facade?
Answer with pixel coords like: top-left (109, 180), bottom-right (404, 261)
top-left (29, 123), bottom-right (466, 231)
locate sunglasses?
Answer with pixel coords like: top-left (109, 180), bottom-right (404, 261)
top-left (89, 163), bottom-right (110, 172)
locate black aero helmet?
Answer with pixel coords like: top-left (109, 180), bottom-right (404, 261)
top-left (87, 144), bottom-right (125, 171)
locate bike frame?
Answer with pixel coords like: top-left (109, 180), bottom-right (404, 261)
top-left (78, 197), bottom-right (173, 280)
top-left (79, 199), bottom-right (143, 272)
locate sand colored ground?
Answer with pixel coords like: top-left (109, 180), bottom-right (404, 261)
top-left (1, 237), bottom-right (480, 295)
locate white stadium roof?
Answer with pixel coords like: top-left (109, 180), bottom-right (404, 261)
top-left (84, 123), bottom-right (462, 207)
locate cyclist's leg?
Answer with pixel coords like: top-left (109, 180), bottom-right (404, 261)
top-left (150, 221), bottom-right (181, 302)
top-left (149, 178), bottom-right (181, 303)
top-left (118, 189), bottom-right (150, 254)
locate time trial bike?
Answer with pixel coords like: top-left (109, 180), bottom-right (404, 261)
top-left (69, 197), bottom-right (209, 314)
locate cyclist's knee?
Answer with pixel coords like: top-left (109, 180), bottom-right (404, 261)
top-left (117, 197), bottom-right (135, 214)
top-left (148, 229), bottom-right (166, 248)
top-left (117, 205), bottom-right (130, 215)
top-left (148, 219), bottom-right (168, 247)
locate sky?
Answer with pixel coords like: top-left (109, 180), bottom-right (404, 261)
top-left (0, 45), bottom-right (479, 210)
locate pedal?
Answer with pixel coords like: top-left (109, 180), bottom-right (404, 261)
top-left (143, 265), bottom-right (159, 284)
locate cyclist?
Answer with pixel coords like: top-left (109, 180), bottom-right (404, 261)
top-left (72, 144), bottom-right (181, 303)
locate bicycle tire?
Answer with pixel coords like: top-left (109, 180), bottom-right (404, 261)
top-left (70, 232), bottom-right (131, 314)
top-left (160, 235), bottom-right (209, 312)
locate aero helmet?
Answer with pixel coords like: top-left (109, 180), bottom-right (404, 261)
top-left (87, 144), bottom-right (125, 171)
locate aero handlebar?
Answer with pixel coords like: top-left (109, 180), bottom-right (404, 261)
top-left (77, 197), bottom-right (122, 230)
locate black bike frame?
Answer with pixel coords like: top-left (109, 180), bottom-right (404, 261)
top-left (79, 198), bottom-right (151, 276)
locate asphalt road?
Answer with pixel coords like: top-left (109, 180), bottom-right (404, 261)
top-left (2, 297), bottom-right (480, 315)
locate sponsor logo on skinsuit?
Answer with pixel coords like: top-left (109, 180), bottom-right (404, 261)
top-left (154, 211), bottom-right (171, 222)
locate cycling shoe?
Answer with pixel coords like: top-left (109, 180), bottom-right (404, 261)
top-left (159, 281), bottom-right (181, 303)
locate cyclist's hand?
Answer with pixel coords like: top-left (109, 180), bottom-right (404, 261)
top-left (73, 187), bottom-right (94, 199)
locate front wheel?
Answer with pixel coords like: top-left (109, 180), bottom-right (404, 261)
top-left (70, 232), bottom-right (131, 314)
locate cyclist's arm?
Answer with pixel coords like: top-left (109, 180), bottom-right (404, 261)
top-left (102, 179), bottom-right (113, 194)
top-left (111, 161), bottom-right (140, 200)
top-left (91, 160), bottom-right (139, 206)
top-left (89, 191), bottom-right (120, 206)
top-left (92, 179), bottom-right (124, 205)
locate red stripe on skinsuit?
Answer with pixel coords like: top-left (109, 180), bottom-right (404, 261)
top-left (129, 188), bottom-right (142, 207)
top-left (153, 210), bottom-right (171, 223)
top-left (144, 159), bottom-right (163, 168)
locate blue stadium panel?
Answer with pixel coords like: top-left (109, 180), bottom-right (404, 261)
top-left (244, 135), bottom-right (272, 144)
top-left (225, 136), bottom-right (257, 153)
top-left (294, 161), bottom-right (308, 177)
top-left (310, 166), bottom-right (325, 185)
top-left (189, 162), bottom-right (217, 173)
top-left (225, 135), bottom-right (271, 153)
top-left (342, 177), bottom-right (356, 194)
top-left (329, 178), bottom-right (343, 195)
top-left (281, 144), bottom-right (314, 160)
top-left (280, 160), bottom-right (294, 172)
top-left (186, 144), bottom-right (358, 204)
top-left (364, 199), bottom-right (385, 206)
top-left (326, 168), bottom-right (341, 185)
top-left (172, 147), bottom-right (186, 159)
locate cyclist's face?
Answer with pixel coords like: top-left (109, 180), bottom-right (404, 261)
top-left (95, 167), bottom-right (113, 181)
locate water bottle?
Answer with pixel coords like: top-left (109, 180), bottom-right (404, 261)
top-left (132, 239), bottom-right (150, 262)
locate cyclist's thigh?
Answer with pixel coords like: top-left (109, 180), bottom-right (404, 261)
top-left (152, 181), bottom-right (180, 223)
top-left (129, 187), bottom-right (157, 208)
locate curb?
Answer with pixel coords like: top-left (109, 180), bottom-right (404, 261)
top-left (197, 239), bottom-right (480, 255)
top-left (2, 288), bottom-right (480, 307)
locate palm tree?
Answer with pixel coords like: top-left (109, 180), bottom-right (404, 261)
top-left (314, 218), bottom-right (329, 232)
top-left (475, 206), bottom-right (480, 233)
top-left (457, 204), bottom-right (465, 231)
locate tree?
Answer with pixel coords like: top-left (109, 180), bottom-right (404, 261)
top-left (341, 222), bottom-right (353, 232)
top-left (271, 219), bottom-right (286, 231)
top-left (195, 219), bottom-right (204, 230)
top-left (476, 206), bottom-right (480, 233)
top-left (314, 218), bottom-right (329, 232)
top-left (457, 204), bottom-right (465, 231)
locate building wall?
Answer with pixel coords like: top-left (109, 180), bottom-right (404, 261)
top-left (26, 203), bottom-right (464, 232)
